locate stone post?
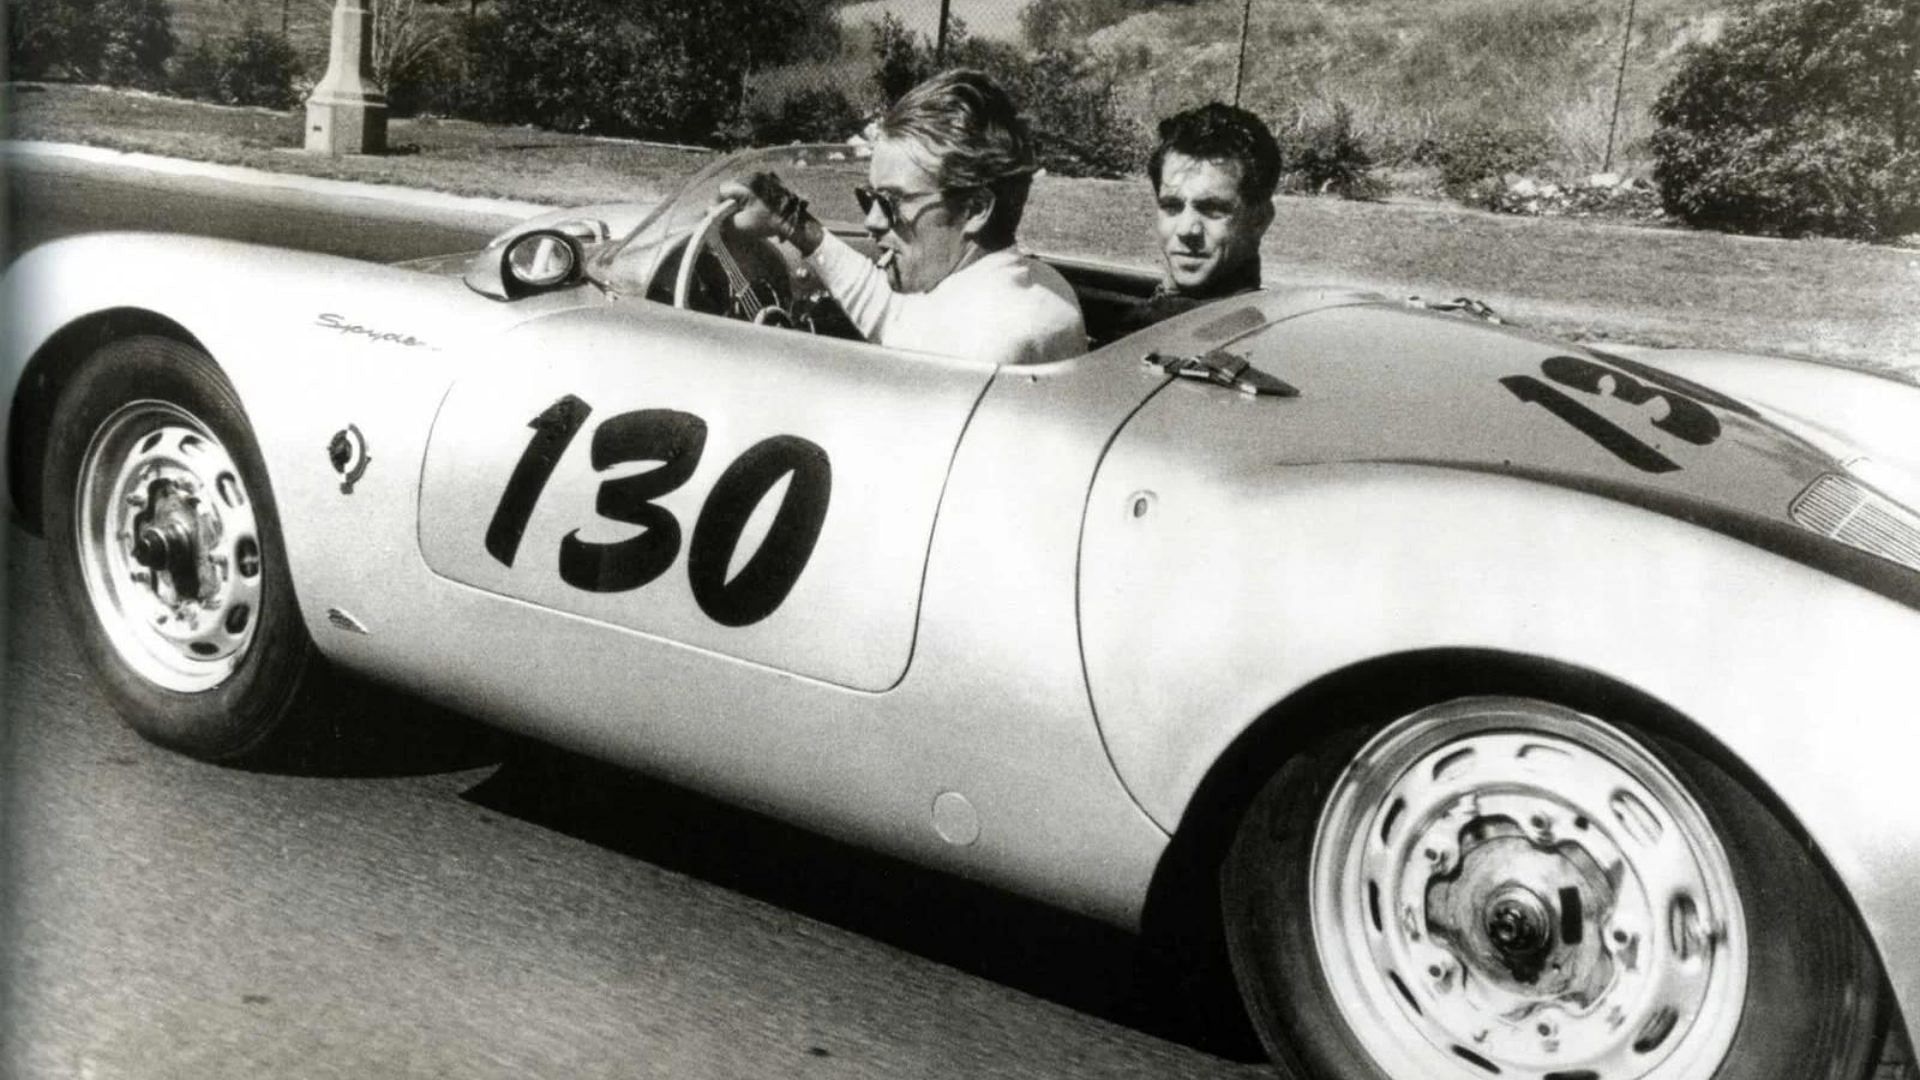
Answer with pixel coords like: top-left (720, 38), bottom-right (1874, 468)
top-left (305, 0), bottom-right (387, 155)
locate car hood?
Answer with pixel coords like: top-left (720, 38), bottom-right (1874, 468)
top-left (1121, 296), bottom-right (1848, 533)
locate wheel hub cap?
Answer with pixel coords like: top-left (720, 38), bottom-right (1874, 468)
top-left (75, 401), bottom-right (264, 692)
top-left (1309, 701), bottom-right (1747, 1079)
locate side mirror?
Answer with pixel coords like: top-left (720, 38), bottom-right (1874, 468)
top-left (505, 232), bottom-right (579, 290)
top-left (463, 219), bottom-right (606, 300)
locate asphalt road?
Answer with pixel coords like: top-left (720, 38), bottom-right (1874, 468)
top-left (1, 157), bottom-right (1271, 1078)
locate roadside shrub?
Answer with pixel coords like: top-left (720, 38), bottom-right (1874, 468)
top-left (1000, 46), bottom-right (1147, 178)
top-left (9, 0), bottom-right (104, 80)
top-left (1650, 0), bottom-right (1920, 240)
top-left (459, 0), bottom-right (840, 142)
top-left (98, 0), bottom-right (173, 88)
top-left (1281, 102), bottom-right (1381, 200)
top-left (738, 85), bottom-right (865, 146)
top-left (870, 12), bottom-right (933, 106)
top-left (869, 16), bottom-right (1148, 179)
top-left (6, 0), bottom-right (172, 87)
top-left (358, 0), bottom-right (461, 118)
top-left (1431, 122), bottom-right (1551, 207)
top-left (383, 48), bottom-right (459, 119)
top-left (168, 21), bottom-right (302, 109)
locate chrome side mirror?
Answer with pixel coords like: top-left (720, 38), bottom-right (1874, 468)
top-left (506, 232), bottom-right (578, 289)
top-left (463, 219), bottom-right (606, 300)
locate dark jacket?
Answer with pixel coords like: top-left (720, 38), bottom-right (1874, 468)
top-left (1113, 257), bottom-right (1264, 338)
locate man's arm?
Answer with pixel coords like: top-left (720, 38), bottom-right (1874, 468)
top-left (802, 230), bottom-right (904, 345)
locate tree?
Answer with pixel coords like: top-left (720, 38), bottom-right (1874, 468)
top-left (7, 0), bottom-right (172, 86)
top-left (8, 0), bottom-right (109, 80)
top-left (1650, 0), bottom-right (1920, 239)
top-left (99, 0), bottom-right (175, 88)
top-left (169, 17), bottom-right (302, 108)
top-left (459, 0), bottom-right (838, 141)
top-left (867, 14), bottom-right (1147, 179)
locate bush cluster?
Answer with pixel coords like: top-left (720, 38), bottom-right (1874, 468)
top-left (7, 0), bottom-right (173, 88)
top-left (736, 84), bottom-right (867, 147)
top-left (868, 14), bottom-right (1147, 180)
top-left (1650, 0), bottom-right (1919, 240)
top-left (1277, 103), bottom-right (1381, 200)
top-left (169, 20), bottom-right (302, 109)
top-left (1425, 122), bottom-right (1552, 207)
top-left (456, 0), bottom-right (840, 143)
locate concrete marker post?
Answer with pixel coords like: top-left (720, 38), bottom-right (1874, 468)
top-left (305, 0), bottom-right (388, 156)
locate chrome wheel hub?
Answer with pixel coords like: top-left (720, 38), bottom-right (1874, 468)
top-left (1310, 701), bottom-right (1746, 1079)
top-left (76, 401), bottom-right (263, 691)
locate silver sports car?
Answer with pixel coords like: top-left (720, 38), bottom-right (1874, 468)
top-left (7, 143), bottom-right (1920, 1080)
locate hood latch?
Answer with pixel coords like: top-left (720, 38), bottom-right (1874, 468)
top-left (1143, 348), bottom-right (1299, 398)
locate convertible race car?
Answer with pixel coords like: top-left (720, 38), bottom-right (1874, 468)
top-left (7, 143), bottom-right (1920, 1080)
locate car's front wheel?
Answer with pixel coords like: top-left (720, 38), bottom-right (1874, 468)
top-left (43, 334), bottom-right (332, 766)
top-left (1222, 696), bottom-right (1888, 1080)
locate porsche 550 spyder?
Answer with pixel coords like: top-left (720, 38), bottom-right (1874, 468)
top-left (7, 143), bottom-right (1920, 1080)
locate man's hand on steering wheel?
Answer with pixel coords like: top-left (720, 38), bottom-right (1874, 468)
top-left (716, 173), bottom-right (822, 255)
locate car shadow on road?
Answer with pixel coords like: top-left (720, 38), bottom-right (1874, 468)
top-left (459, 741), bottom-right (1267, 1064)
top-left (259, 669), bottom-right (511, 778)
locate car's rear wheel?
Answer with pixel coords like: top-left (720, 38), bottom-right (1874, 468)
top-left (1221, 696), bottom-right (1887, 1080)
top-left (43, 335), bottom-right (332, 766)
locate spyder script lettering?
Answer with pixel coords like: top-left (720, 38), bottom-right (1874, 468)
top-left (315, 313), bottom-right (429, 348)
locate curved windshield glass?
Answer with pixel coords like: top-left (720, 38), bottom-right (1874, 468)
top-left (590, 143), bottom-right (875, 296)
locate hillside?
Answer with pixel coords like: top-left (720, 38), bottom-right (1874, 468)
top-left (168, 0), bottom-right (1744, 176)
top-left (1071, 0), bottom-right (1744, 174)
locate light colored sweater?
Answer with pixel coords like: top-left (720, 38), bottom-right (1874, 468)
top-left (807, 232), bottom-right (1087, 366)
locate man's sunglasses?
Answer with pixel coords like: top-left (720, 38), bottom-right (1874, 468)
top-left (853, 184), bottom-right (972, 228)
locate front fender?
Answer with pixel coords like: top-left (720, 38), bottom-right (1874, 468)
top-left (1, 233), bottom-right (567, 645)
top-left (1080, 461), bottom-right (1920, 1040)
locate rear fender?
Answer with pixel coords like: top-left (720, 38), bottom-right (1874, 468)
top-left (1080, 461), bottom-right (1920, 1041)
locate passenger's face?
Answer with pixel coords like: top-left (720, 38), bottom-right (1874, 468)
top-left (1154, 152), bottom-right (1272, 294)
top-left (865, 137), bottom-right (973, 294)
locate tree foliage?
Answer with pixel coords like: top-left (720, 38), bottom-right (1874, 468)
top-left (459, 0), bottom-right (839, 142)
top-left (735, 84), bottom-right (865, 146)
top-left (169, 18), bottom-right (302, 109)
top-left (869, 14), bottom-right (1147, 179)
top-left (1650, 0), bottom-right (1920, 239)
top-left (1281, 102), bottom-right (1381, 199)
top-left (1429, 121), bottom-right (1551, 206)
top-left (299, 0), bottom-right (461, 114)
top-left (7, 0), bottom-right (173, 87)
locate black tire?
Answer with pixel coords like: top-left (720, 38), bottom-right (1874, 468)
top-left (1221, 696), bottom-right (1887, 1080)
top-left (42, 334), bottom-right (332, 767)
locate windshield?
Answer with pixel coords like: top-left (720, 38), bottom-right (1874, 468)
top-left (590, 143), bottom-right (876, 295)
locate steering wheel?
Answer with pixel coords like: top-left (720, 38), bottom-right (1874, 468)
top-left (674, 199), bottom-right (800, 327)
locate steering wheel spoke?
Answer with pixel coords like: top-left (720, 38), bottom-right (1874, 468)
top-left (673, 200), bottom-right (802, 328)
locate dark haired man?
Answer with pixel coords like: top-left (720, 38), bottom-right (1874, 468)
top-left (1117, 101), bottom-right (1281, 335)
top-left (720, 69), bottom-right (1085, 365)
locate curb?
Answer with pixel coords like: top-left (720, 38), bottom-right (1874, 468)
top-left (2, 140), bottom-right (558, 220)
